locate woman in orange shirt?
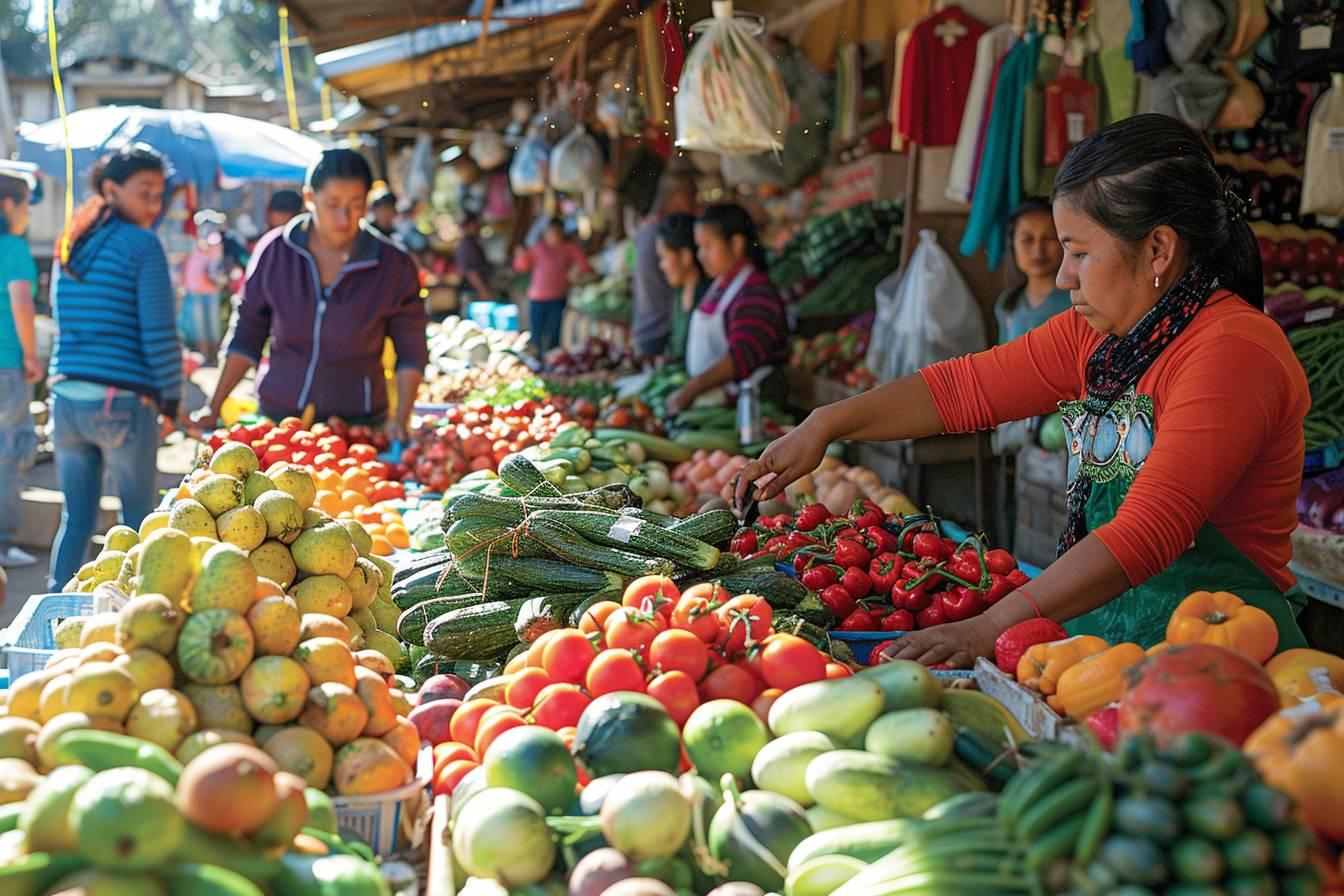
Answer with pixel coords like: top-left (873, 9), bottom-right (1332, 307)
top-left (738, 115), bottom-right (1310, 666)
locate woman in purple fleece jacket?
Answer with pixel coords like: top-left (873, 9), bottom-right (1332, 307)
top-left (199, 151), bottom-right (427, 439)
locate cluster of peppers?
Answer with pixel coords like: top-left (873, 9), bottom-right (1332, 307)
top-left (730, 500), bottom-right (1030, 635)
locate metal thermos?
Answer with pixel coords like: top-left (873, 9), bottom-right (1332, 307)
top-left (737, 380), bottom-right (764, 445)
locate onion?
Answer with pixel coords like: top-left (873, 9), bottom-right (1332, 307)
top-left (1332, 504), bottom-right (1344, 534)
top-left (1307, 492), bottom-right (1344, 530)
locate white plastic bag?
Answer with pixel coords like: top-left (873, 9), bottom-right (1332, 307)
top-left (469, 131), bottom-right (508, 171)
top-left (867, 230), bottom-right (987, 383)
top-left (403, 132), bottom-right (436, 203)
top-left (549, 126), bottom-right (603, 194)
top-left (1301, 73), bottom-right (1344, 218)
top-left (675, 0), bottom-right (790, 156)
top-left (721, 45), bottom-right (831, 187)
top-left (509, 136), bottom-right (550, 196)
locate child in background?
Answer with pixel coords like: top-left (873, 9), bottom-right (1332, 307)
top-left (179, 228), bottom-right (225, 358)
top-left (0, 172), bottom-right (39, 570)
top-left (512, 219), bottom-right (590, 354)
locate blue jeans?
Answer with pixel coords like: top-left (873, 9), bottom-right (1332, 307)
top-left (529, 297), bottom-right (567, 355)
top-left (49, 391), bottom-right (159, 589)
top-left (0, 369), bottom-right (35, 552)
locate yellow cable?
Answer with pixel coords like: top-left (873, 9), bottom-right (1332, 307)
top-left (320, 82), bottom-right (333, 122)
top-left (47, 0), bottom-right (73, 264)
top-left (279, 5), bottom-right (300, 131)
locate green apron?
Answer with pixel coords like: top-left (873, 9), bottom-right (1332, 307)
top-left (1058, 390), bottom-right (1308, 650)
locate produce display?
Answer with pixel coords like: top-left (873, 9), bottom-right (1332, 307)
top-left (789, 322), bottom-right (878, 391)
top-left (570, 275), bottom-right (633, 322)
top-left (1289, 318), bottom-right (1344, 450)
top-left (779, 457), bottom-right (919, 517)
top-left (396, 399), bottom-right (571, 493)
top-left (418, 317), bottom-right (534, 406)
top-left (543, 336), bottom-right (642, 379)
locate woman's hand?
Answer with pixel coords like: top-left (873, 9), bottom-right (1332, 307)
top-left (665, 384), bottom-right (697, 417)
top-left (733, 416), bottom-right (830, 508)
top-left (877, 615), bottom-right (999, 669)
top-left (22, 355), bottom-right (43, 385)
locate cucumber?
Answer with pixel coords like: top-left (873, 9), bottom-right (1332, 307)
top-left (951, 727), bottom-right (1019, 791)
top-left (423, 601), bottom-right (522, 659)
top-left (521, 516), bottom-right (677, 578)
top-left (667, 509), bottom-right (738, 545)
top-left (528, 508), bottom-right (720, 570)
top-left (786, 819), bottom-right (919, 871)
top-left (498, 453), bottom-right (564, 499)
top-left (803, 750), bottom-right (971, 822)
top-left (671, 430), bottom-right (741, 453)
top-left (396, 592), bottom-right (485, 645)
top-left (592, 429), bottom-right (693, 463)
top-left (480, 557), bottom-right (625, 594)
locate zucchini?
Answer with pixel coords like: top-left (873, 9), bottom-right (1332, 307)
top-left (413, 654), bottom-right (502, 686)
top-left (498, 453), bottom-right (565, 499)
top-left (480, 556), bottom-right (625, 595)
top-left (514, 594), bottom-right (589, 643)
top-left (394, 566), bottom-right (515, 610)
top-left (396, 592), bottom-right (487, 645)
top-left (592, 429), bottom-right (693, 463)
top-left (443, 485), bottom-right (641, 528)
top-left (521, 516), bottom-right (676, 578)
top-left (444, 519), bottom-right (527, 574)
top-left (391, 546), bottom-right (452, 584)
top-left (667, 509), bottom-right (739, 545)
top-left (528, 509), bottom-right (720, 571)
top-left (570, 591), bottom-right (619, 627)
top-left (952, 727), bottom-right (1019, 791)
top-left (423, 601), bottom-right (522, 659)
top-left (671, 430), bottom-right (741, 454)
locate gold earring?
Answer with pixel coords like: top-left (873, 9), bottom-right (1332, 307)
top-left (1154, 276), bottom-right (1160, 289)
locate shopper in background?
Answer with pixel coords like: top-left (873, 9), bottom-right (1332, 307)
top-left (49, 144), bottom-right (181, 588)
top-left (664, 203), bottom-right (790, 415)
top-left (996, 199), bottom-right (1072, 342)
top-left (513, 218), bottom-right (590, 354)
top-left (178, 226), bottom-right (226, 358)
top-left (631, 172), bottom-right (697, 357)
top-left (264, 189), bottom-right (304, 233)
top-left (368, 186), bottom-right (399, 242)
top-left (654, 213), bottom-right (709, 362)
top-left (455, 212), bottom-right (494, 301)
top-left (201, 149), bottom-right (426, 440)
top-left (0, 173), bottom-right (41, 569)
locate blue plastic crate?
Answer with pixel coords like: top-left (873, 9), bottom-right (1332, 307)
top-left (467, 301), bottom-right (500, 329)
top-left (490, 304), bottom-right (519, 332)
top-left (0, 593), bottom-right (95, 681)
top-left (829, 630), bottom-right (906, 664)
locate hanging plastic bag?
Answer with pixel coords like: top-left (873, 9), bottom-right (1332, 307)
top-left (721, 43), bottom-right (831, 188)
top-left (510, 136), bottom-right (550, 196)
top-left (549, 126), bottom-right (604, 194)
top-left (403, 133), bottom-right (436, 203)
top-left (469, 131), bottom-right (508, 171)
top-left (867, 230), bottom-right (986, 383)
top-left (1301, 74), bottom-right (1344, 219)
top-left (676, 1), bottom-right (789, 156)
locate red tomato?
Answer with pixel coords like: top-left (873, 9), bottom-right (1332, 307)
top-left (541, 629), bottom-right (598, 685)
top-left (761, 635), bottom-right (828, 690)
top-left (504, 667), bottom-right (553, 709)
top-left (647, 671), bottom-right (700, 726)
top-left (432, 759), bottom-right (478, 797)
top-left (530, 683), bottom-right (592, 730)
top-left (825, 662), bottom-right (854, 679)
top-left (622, 576), bottom-right (681, 621)
top-left (750, 688), bottom-right (784, 723)
top-left (526, 630), bottom-right (565, 668)
top-left (312, 452), bottom-right (338, 470)
top-left (648, 629), bottom-right (710, 681)
top-left (448, 698), bottom-right (498, 747)
top-left (670, 594), bottom-right (723, 644)
top-left (349, 444), bottom-right (378, 463)
top-left (585, 650), bottom-right (647, 696)
top-left (577, 600), bottom-right (621, 638)
top-left (715, 595), bottom-right (773, 656)
top-left (432, 742), bottom-right (478, 777)
top-left (474, 711), bottom-right (527, 759)
top-left (681, 582), bottom-right (728, 606)
top-left (604, 607), bottom-right (664, 655)
top-left (697, 664), bottom-right (762, 704)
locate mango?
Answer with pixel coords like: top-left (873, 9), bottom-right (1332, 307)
top-left (210, 441), bottom-right (260, 479)
top-left (216, 506), bottom-right (267, 551)
top-left (250, 540), bottom-right (297, 589)
top-left (189, 543), bottom-right (257, 615)
top-left (190, 473), bottom-right (245, 517)
top-left (169, 499), bottom-right (219, 539)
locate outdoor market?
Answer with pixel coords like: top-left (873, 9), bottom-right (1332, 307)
top-left (1, 0), bottom-right (1343, 894)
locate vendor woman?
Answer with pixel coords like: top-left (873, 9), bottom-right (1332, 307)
top-left (199, 150), bottom-right (427, 439)
top-left (738, 115), bottom-right (1310, 666)
top-left (664, 204), bottom-right (789, 415)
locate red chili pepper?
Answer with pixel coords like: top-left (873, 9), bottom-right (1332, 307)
top-left (881, 608), bottom-right (915, 632)
top-left (868, 552), bottom-right (902, 594)
top-left (986, 573), bottom-right (1014, 605)
top-left (800, 564), bottom-right (839, 592)
top-left (833, 539), bottom-right (872, 570)
top-left (792, 549), bottom-right (826, 575)
top-left (795, 503), bottom-right (832, 532)
top-left (819, 584), bottom-right (858, 619)
top-left (784, 531), bottom-right (817, 549)
top-left (985, 548), bottom-right (1017, 576)
top-left (837, 608), bottom-right (877, 631)
top-left (945, 549), bottom-right (984, 585)
top-left (730, 530), bottom-right (758, 555)
top-left (765, 534), bottom-right (791, 555)
top-left (915, 595), bottom-right (949, 628)
top-left (942, 585), bottom-right (988, 622)
top-left (892, 580), bottom-right (933, 613)
top-left (1006, 568), bottom-right (1031, 588)
top-left (911, 533), bottom-right (951, 562)
top-left (840, 566), bottom-right (873, 599)
top-left (866, 525), bottom-right (899, 554)
top-left (851, 499), bottom-right (884, 531)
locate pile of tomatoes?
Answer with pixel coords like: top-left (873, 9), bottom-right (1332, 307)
top-left (397, 400), bottom-right (571, 492)
top-left (424, 576), bottom-right (849, 795)
top-left (209, 418), bottom-right (402, 494)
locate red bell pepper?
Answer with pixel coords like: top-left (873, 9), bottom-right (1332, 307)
top-left (985, 573), bottom-right (1014, 605)
top-left (915, 595), bottom-right (949, 628)
top-left (837, 608), bottom-right (877, 631)
top-left (800, 564), bottom-right (839, 592)
top-left (851, 499), bottom-right (884, 531)
top-left (942, 585), bottom-right (988, 622)
top-left (868, 553), bottom-right (902, 595)
top-left (795, 503), bottom-right (832, 532)
top-left (892, 580), bottom-right (933, 613)
top-left (1006, 568), bottom-right (1031, 588)
top-left (881, 608), bottom-right (915, 632)
top-left (1085, 706), bottom-right (1119, 751)
top-left (945, 549), bottom-right (984, 585)
top-left (765, 534), bottom-right (791, 555)
top-left (985, 548), bottom-right (1018, 576)
top-left (730, 530), bottom-right (758, 555)
top-left (866, 525), bottom-right (899, 554)
top-left (912, 533), bottom-right (952, 562)
top-left (793, 549), bottom-right (827, 575)
top-left (833, 539), bottom-right (872, 570)
top-left (819, 584), bottom-right (858, 619)
top-left (839, 566), bottom-right (873, 600)
top-left (869, 639), bottom-right (900, 663)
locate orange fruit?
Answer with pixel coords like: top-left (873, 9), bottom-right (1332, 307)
top-left (341, 468), bottom-right (371, 495)
top-left (370, 535), bottom-right (393, 556)
top-left (386, 525), bottom-right (410, 550)
top-left (315, 490), bottom-right (343, 515)
top-left (357, 507), bottom-right (383, 525)
top-left (340, 491), bottom-right (365, 512)
top-left (380, 512), bottom-right (401, 525)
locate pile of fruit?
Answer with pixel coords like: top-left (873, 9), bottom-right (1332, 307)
top-left (734, 506), bottom-right (1026, 639)
top-left (0, 737), bottom-right (391, 895)
top-left (789, 323), bottom-right (878, 390)
top-left (396, 399), bottom-right (571, 492)
top-left (778, 457), bottom-right (919, 517)
top-left (671, 450), bottom-right (755, 512)
top-left (543, 336), bottom-right (641, 379)
top-left (418, 316), bottom-right (534, 406)
top-left (207, 418), bottom-right (398, 482)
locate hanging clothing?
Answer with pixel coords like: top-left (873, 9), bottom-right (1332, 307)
top-left (897, 6), bottom-right (989, 147)
top-left (1127, 0), bottom-right (1172, 75)
top-left (888, 24), bottom-right (917, 152)
top-left (947, 24), bottom-right (1016, 205)
top-left (921, 288), bottom-right (1309, 596)
top-left (960, 32), bottom-right (1041, 269)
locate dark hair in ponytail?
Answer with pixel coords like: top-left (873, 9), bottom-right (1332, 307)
top-left (697, 203), bottom-right (768, 272)
top-left (1052, 113), bottom-right (1262, 310)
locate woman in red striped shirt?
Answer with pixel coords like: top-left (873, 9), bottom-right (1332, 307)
top-left (665, 204), bottom-right (790, 416)
top-left (737, 115), bottom-right (1310, 666)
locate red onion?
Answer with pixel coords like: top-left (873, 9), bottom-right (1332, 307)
top-left (1332, 504), bottom-right (1344, 534)
top-left (1307, 492), bottom-right (1344, 530)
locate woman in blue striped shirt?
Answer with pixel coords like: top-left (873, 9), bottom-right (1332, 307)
top-left (48, 145), bottom-right (181, 588)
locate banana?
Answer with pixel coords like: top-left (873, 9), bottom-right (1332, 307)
top-left (940, 689), bottom-right (1031, 747)
top-left (1016, 776), bottom-right (1099, 841)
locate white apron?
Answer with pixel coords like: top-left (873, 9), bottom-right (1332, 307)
top-left (685, 265), bottom-right (775, 390)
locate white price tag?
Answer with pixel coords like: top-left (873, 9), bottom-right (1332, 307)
top-left (1067, 112), bottom-right (1086, 145)
top-left (608, 515), bottom-right (644, 545)
top-left (1325, 128), bottom-right (1344, 151)
top-left (1305, 307), bottom-right (1334, 323)
top-left (1301, 24), bottom-right (1332, 50)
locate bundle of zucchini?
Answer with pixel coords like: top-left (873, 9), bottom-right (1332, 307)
top-left (392, 455), bottom-right (743, 684)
